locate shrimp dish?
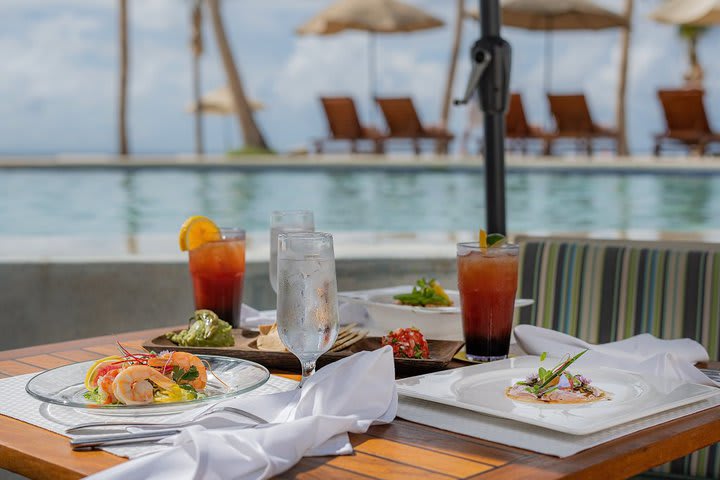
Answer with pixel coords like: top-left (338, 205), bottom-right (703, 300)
top-left (83, 344), bottom-right (211, 406)
top-left (505, 350), bottom-right (610, 404)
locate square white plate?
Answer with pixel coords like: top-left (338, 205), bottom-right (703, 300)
top-left (338, 286), bottom-right (533, 340)
top-left (396, 356), bottom-right (720, 435)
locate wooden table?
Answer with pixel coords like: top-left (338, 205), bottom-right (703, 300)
top-left (2, 328), bottom-right (719, 480)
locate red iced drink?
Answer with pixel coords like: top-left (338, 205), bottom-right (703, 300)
top-left (189, 229), bottom-right (246, 328)
top-left (457, 242), bottom-right (519, 361)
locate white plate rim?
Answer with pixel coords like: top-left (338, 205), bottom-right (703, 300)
top-left (396, 356), bottom-right (720, 435)
top-left (339, 286), bottom-right (534, 314)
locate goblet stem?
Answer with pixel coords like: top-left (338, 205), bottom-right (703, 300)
top-left (299, 360), bottom-right (317, 388)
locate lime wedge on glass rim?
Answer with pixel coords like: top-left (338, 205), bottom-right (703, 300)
top-left (487, 233), bottom-right (506, 247)
top-left (478, 229), bottom-right (506, 248)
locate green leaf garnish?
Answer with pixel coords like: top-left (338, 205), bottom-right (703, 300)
top-left (393, 278), bottom-right (453, 307)
top-left (172, 365), bottom-right (200, 383)
top-left (84, 387), bottom-right (100, 403)
top-left (540, 351), bottom-right (547, 362)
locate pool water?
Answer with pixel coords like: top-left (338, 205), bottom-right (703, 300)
top-left (1, 169), bottom-right (719, 235)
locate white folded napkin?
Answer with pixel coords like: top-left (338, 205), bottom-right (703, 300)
top-left (514, 325), bottom-right (717, 387)
top-left (87, 346), bottom-right (398, 480)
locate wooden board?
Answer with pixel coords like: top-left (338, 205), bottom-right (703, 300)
top-left (143, 329), bottom-right (464, 375)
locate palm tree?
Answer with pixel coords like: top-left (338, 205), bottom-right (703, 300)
top-left (206, 0), bottom-right (269, 151)
top-left (615, 0), bottom-right (633, 156)
top-left (118, 0), bottom-right (129, 155)
top-left (439, 0), bottom-right (465, 153)
top-left (190, 0), bottom-right (204, 155)
top-left (678, 24), bottom-right (707, 88)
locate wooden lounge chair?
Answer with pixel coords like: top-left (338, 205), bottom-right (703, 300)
top-left (654, 89), bottom-right (720, 156)
top-left (316, 97), bottom-right (384, 154)
top-left (375, 97), bottom-right (454, 154)
top-left (546, 94), bottom-right (618, 155)
top-left (505, 93), bottom-right (551, 155)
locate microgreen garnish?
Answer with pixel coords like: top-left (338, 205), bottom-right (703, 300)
top-left (393, 278), bottom-right (453, 307)
top-left (172, 365), bottom-right (199, 383)
top-left (522, 350), bottom-right (588, 398)
top-left (540, 351), bottom-right (547, 362)
top-left (84, 387), bottom-right (100, 402)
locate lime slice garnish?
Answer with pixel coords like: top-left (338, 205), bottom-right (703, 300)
top-left (487, 233), bottom-right (506, 247)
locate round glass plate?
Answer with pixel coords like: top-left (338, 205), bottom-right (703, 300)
top-left (25, 355), bottom-right (270, 416)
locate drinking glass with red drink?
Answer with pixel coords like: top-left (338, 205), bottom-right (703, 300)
top-left (457, 241), bottom-right (519, 362)
top-left (188, 228), bottom-right (246, 328)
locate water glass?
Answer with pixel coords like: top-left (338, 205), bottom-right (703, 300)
top-left (276, 232), bottom-right (339, 386)
top-left (269, 210), bottom-right (315, 293)
top-left (457, 242), bottom-right (519, 362)
top-left (189, 228), bottom-right (246, 328)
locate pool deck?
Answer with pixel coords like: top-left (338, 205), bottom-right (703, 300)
top-left (1, 153), bottom-right (720, 174)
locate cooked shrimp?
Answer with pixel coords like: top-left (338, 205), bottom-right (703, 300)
top-left (112, 365), bottom-right (177, 405)
top-left (150, 351), bottom-right (207, 390)
top-left (97, 368), bottom-right (120, 405)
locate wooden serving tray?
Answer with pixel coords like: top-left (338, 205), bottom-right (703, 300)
top-left (143, 329), bottom-right (463, 375)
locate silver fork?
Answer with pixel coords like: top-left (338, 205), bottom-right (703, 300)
top-left (66, 406), bottom-right (268, 434)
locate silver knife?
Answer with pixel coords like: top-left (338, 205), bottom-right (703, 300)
top-left (70, 429), bottom-right (181, 450)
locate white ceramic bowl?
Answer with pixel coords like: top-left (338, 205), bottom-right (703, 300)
top-left (338, 286), bottom-right (534, 341)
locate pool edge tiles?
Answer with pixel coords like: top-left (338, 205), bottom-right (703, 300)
top-left (1, 154), bottom-right (720, 175)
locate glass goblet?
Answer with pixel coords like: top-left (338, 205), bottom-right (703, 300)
top-left (276, 232), bottom-right (339, 386)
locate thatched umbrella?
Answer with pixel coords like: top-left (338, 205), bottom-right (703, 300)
top-left (467, 0), bottom-right (627, 92)
top-left (186, 86), bottom-right (264, 115)
top-left (466, 0), bottom-right (629, 153)
top-left (650, 0), bottom-right (720, 25)
top-left (296, 0), bottom-right (444, 114)
top-left (186, 87), bottom-right (264, 151)
top-left (650, 0), bottom-right (719, 88)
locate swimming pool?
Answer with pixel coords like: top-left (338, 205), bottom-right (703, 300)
top-left (1, 168), bottom-right (719, 235)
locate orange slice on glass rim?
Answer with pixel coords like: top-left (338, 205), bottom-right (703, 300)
top-left (178, 215), bottom-right (221, 251)
top-left (479, 228), bottom-right (488, 248)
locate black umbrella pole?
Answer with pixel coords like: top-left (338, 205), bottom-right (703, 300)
top-left (477, 0), bottom-right (511, 236)
top-left (484, 114), bottom-right (507, 235)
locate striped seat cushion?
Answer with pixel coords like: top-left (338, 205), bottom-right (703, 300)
top-left (514, 237), bottom-right (720, 478)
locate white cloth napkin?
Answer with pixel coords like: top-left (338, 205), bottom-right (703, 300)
top-left (87, 346), bottom-right (398, 480)
top-left (514, 325), bottom-right (717, 387)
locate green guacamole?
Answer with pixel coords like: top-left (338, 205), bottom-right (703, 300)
top-left (166, 309), bottom-right (235, 347)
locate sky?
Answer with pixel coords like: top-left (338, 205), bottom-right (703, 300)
top-left (0, 0), bottom-right (718, 155)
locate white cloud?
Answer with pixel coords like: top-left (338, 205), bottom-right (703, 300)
top-left (0, 13), bottom-right (111, 103)
top-left (274, 35), bottom-right (369, 108)
top-left (0, 0), bottom-right (718, 154)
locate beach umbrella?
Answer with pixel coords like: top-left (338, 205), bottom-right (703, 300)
top-left (296, 0), bottom-right (444, 113)
top-left (186, 86), bottom-right (264, 115)
top-left (466, 0), bottom-right (627, 92)
top-left (650, 0), bottom-right (720, 26)
top-left (650, 0), bottom-right (719, 88)
top-left (186, 87), bottom-right (264, 151)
